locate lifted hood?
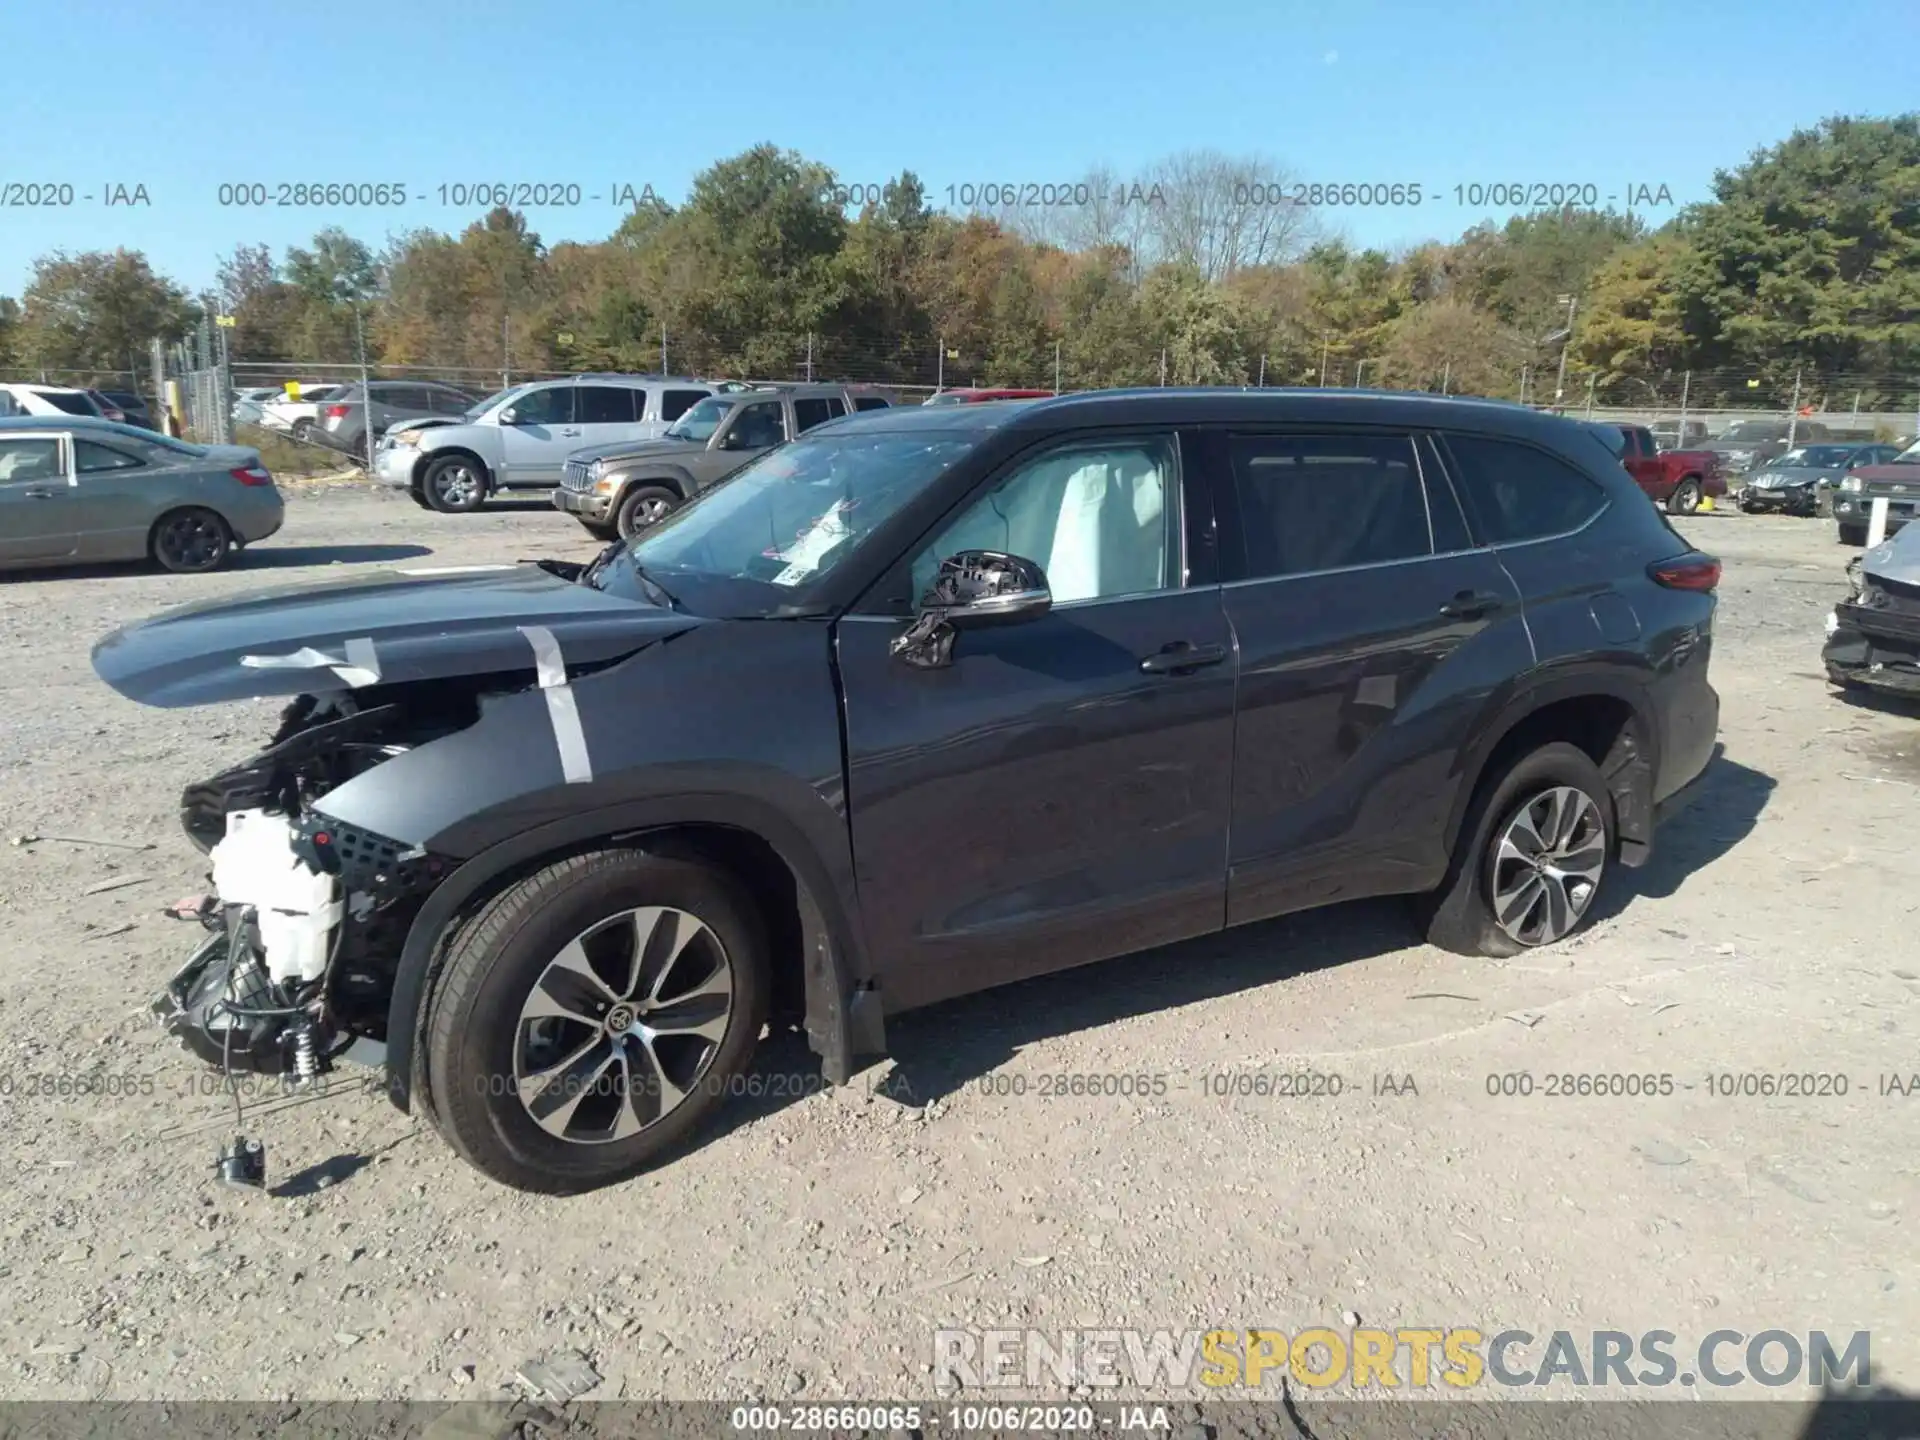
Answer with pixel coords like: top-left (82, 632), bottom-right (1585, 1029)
top-left (92, 563), bottom-right (704, 708)
top-left (568, 436), bottom-right (707, 467)
top-left (1862, 522), bottom-right (1920, 588)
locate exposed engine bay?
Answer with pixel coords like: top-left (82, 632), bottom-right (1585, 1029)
top-left (156, 684), bottom-right (479, 1086)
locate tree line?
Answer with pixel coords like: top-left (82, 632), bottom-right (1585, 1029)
top-left (0, 115), bottom-right (1914, 409)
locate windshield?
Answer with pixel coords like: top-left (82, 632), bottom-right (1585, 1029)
top-left (593, 430), bottom-right (975, 615)
top-left (464, 385), bottom-right (525, 419)
top-left (664, 394), bottom-right (737, 441)
top-left (1718, 422), bottom-right (1782, 441)
top-left (1773, 445), bottom-right (1852, 468)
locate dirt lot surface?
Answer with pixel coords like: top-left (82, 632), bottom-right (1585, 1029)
top-left (0, 484), bottom-right (1913, 1408)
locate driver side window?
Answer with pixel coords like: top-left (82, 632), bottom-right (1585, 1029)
top-left (910, 435), bottom-right (1181, 607)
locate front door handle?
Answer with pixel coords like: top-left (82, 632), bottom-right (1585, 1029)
top-left (1139, 641), bottom-right (1228, 675)
top-left (560, 427), bottom-right (581, 437)
top-left (22, 486), bottom-right (56, 499)
top-left (1439, 590), bottom-right (1505, 620)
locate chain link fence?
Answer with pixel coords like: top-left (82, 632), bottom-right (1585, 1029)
top-left (114, 318), bottom-right (1920, 468)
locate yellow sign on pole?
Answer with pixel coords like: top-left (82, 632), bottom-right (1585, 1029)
top-left (556, 331), bottom-right (575, 346)
top-left (215, 314), bottom-right (236, 328)
top-left (285, 381), bottom-right (302, 401)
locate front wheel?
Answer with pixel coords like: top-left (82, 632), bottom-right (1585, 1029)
top-left (1666, 478), bottom-right (1702, 516)
top-left (423, 849), bottom-right (770, 1193)
top-left (1412, 741), bottom-right (1614, 958)
top-left (291, 417), bottom-right (315, 443)
top-left (616, 483), bottom-right (681, 539)
top-left (423, 455), bottom-right (488, 514)
top-left (150, 507), bottom-right (233, 573)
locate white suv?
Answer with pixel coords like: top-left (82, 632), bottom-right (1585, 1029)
top-left (372, 374), bottom-right (720, 513)
top-left (0, 384), bottom-right (105, 420)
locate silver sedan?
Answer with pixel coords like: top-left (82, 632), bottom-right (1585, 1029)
top-left (0, 416), bottom-right (284, 574)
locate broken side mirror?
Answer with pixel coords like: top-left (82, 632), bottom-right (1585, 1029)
top-left (889, 550), bottom-right (1052, 670)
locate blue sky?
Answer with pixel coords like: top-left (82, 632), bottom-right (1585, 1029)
top-left (2, 0), bottom-right (1914, 295)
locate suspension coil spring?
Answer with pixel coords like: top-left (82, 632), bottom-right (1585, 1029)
top-left (291, 1024), bottom-right (319, 1084)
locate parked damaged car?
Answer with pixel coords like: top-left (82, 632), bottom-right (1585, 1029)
top-left (1739, 444), bottom-right (1904, 518)
top-left (92, 391), bottom-right (1721, 1193)
top-left (1826, 521), bottom-right (1920, 698)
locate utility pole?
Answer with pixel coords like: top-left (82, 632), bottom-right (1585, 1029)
top-left (1319, 335), bottom-right (1330, 387)
top-left (356, 306), bottom-right (375, 471)
top-left (1677, 369), bottom-right (1691, 447)
top-left (1553, 293), bottom-right (1577, 405)
top-left (1440, 361), bottom-right (1450, 396)
top-left (805, 332), bottom-right (814, 382)
top-left (1354, 359), bottom-right (1371, 388)
top-left (501, 312), bottom-right (510, 390)
top-left (1785, 365), bottom-right (1803, 449)
top-left (660, 323), bottom-right (668, 376)
top-left (1257, 353), bottom-right (1267, 387)
top-left (1520, 364), bottom-right (1529, 406)
top-left (1053, 340), bottom-right (1062, 394)
top-left (1159, 348), bottom-right (1167, 386)
top-left (1584, 372), bottom-right (1597, 418)
top-left (936, 335), bottom-right (944, 393)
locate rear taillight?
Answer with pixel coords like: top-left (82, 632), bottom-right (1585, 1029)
top-left (1649, 553), bottom-right (1721, 591)
top-left (325, 404), bottom-right (349, 419)
top-left (230, 465), bottom-right (274, 487)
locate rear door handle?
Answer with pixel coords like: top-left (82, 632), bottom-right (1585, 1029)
top-left (22, 486), bottom-right (56, 499)
top-left (1139, 641), bottom-right (1228, 675)
top-left (1439, 590), bottom-right (1506, 620)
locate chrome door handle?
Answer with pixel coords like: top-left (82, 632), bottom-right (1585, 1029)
top-left (23, 486), bottom-right (56, 499)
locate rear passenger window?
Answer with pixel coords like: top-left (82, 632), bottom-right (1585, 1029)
top-left (825, 397), bottom-right (847, 419)
top-left (661, 389), bottom-right (708, 421)
top-left (793, 398), bottom-right (835, 432)
top-left (1227, 434), bottom-right (1433, 578)
top-left (853, 396), bottom-right (891, 412)
top-left (1445, 434), bottom-right (1609, 545)
top-left (76, 441), bottom-right (144, 473)
top-left (577, 386), bottom-right (638, 424)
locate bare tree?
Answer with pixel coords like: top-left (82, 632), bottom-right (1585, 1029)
top-left (1139, 150), bottom-right (1320, 281)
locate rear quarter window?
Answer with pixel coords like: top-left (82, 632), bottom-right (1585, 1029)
top-left (1443, 433), bottom-right (1610, 545)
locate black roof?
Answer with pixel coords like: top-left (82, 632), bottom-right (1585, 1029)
top-left (816, 386), bottom-right (1566, 442)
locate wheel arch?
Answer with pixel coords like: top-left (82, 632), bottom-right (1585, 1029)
top-left (1445, 672), bottom-right (1661, 870)
top-left (611, 466), bottom-right (697, 502)
top-left (383, 794), bottom-right (878, 1118)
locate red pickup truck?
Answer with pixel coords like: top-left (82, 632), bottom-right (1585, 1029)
top-left (1591, 422), bottom-right (1728, 515)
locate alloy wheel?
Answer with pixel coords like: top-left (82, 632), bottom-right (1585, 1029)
top-left (154, 511), bottom-right (228, 571)
top-left (433, 463), bottom-right (480, 508)
top-left (512, 906), bottom-right (734, 1144)
top-left (1489, 785), bottom-right (1606, 946)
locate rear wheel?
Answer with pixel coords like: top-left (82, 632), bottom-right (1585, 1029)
top-left (616, 484), bottom-right (681, 539)
top-left (1838, 523), bottom-right (1867, 546)
top-left (424, 849), bottom-right (769, 1193)
top-left (424, 455), bottom-right (487, 513)
top-left (1413, 741), bottom-right (1614, 958)
top-left (291, 417), bottom-right (315, 443)
top-left (150, 507), bottom-right (233, 574)
top-left (1666, 478), bottom-right (1702, 516)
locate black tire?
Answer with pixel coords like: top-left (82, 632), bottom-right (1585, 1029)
top-left (150, 507), bottom-right (233, 574)
top-left (407, 487), bottom-right (435, 511)
top-left (423, 454), bottom-right (488, 514)
top-left (616, 483), bottom-right (681, 539)
top-left (291, 417), bottom-right (315, 443)
top-left (1838, 523), bottom-right (1867, 546)
top-left (423, 849), bottom-right (770, 1193)
top-left (1412, 741), bottom-right (1615, 958)
top-left (1666, 478), bottom-right (1702, 516)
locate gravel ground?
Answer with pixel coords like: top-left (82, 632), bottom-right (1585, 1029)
top-left (0, 484), bottom-right (1914, 1408)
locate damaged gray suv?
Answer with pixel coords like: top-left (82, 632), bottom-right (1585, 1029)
top-left (92, 390), bottom-right (1722, 1193)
